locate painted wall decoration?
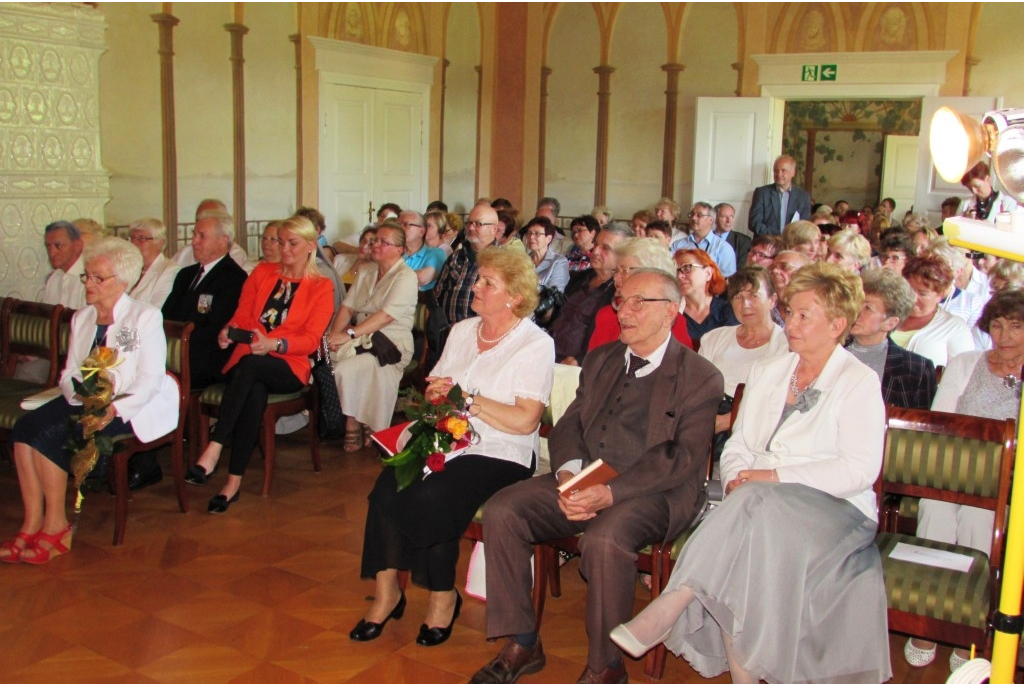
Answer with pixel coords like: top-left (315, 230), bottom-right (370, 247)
top-left (783, 99), bottom-right (921, 208)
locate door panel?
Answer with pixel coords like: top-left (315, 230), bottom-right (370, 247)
top-left (693, 97), bottom-right (780, 235)
top-left (881, 134), bottom-right (920, 216)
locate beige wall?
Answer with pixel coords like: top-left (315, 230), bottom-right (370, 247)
top-left (972, 2), bottom-right (1024, 107)
top-left (99, 2), bottom-right (296, 232)
top-left (442, 3), bottom-right (479, 214)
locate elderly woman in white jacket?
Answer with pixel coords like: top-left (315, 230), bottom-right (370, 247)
top-left (611, 263), bottom-right (891, 684)
top-left (0, 238), bottom-right (177, 564)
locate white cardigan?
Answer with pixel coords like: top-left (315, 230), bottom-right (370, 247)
top-left (60, 295), bottom-right (178, 443)
top-left (128, 253), bottom-right (180, 308)
top-left (722, 346), bottom-right (884, 521)
top-left (902, 307), bottom-right (976, 367)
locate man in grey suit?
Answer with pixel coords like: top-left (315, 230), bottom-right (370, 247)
top-left (471, 269), bottom-right (723, 684)
top-left (748, 155), bottom-right (812, 236)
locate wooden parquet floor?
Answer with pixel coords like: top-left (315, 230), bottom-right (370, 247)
top-left (0, 430), bottom-right (959, 683)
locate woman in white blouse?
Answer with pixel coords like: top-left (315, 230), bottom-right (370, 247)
top-left (350, 247), bottom-right (554, 649)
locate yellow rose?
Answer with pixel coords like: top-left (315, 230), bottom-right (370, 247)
top-left (445, 416), bottom-right (469, 441)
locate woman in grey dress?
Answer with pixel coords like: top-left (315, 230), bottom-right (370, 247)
top-left (611, 263), bottom-right (891, 683)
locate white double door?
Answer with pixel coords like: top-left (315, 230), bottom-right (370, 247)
top-left (320, 83), bottom-right (426, 245)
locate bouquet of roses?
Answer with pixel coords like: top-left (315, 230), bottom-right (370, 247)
top-left (381, 384), bottom-right (477, 491)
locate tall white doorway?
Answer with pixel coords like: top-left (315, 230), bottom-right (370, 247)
top-left (311, 38), bottom-right (436, 245)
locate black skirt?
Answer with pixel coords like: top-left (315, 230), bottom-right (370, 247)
top-left (11, 396), bottom-right (130, 473)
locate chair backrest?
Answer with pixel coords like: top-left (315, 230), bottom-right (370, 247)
top-left (878, 405), bottom-right (1016, 580)
top-left (56, 306), bottom-right (75, 377)
top-left (163, 320), bottom-right (194, 417)
top-left (0, 299), bottom-right (64, 385)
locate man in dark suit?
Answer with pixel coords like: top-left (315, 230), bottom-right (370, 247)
top-left (748, 155), bottom-right (812, 236)
top-left (128, 209), bottom-right (248, 489)
top-left (847, 269), bottom-right (937, 410)
top-left (471, 269), bottom-right (723, 684)
top-left (713, 202), bottom-right (751, 267)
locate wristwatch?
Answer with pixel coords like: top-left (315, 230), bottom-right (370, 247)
top-left (347, 328), bottom-right (357, 339)
top-left (464, 394), bottom-right (476, 410)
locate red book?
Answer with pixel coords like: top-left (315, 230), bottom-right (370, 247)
top-left (371, 421), bottom-right (412, 456)
top-left (557, 459), bottom-right (619, 498)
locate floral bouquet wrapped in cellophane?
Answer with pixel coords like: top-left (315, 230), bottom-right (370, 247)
top-left (381, 384), bottom-right (478, 492)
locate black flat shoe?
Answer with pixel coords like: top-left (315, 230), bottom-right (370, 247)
top-left (128, 465), bottom-right (163, 491)
top-left (185, 463), bottom-right (217, 486)
top-left (350, 592), bottom-right (406, 641)
top-left (416, 590), bottom-right (462, 647)
top-left (207, 491), bottom-right (239, 514)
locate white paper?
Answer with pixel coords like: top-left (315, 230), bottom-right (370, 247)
top-left (889, 542), bottom-right (974, 573)
top-left (19, 386), bottom-right (62, 411)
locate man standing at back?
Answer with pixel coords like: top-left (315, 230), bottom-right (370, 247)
top-left (748, 155), bottom-right (812, 236)
top-left (471, 269), bottom-right (722, 685)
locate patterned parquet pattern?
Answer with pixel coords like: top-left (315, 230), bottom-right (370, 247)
top-left (0, 430), bottom-right (955, 683)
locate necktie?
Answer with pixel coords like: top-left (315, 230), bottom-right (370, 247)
top-left (189, 265), bottom-right (206, 291)
top-left (626, 353), bottom-right (650, 378)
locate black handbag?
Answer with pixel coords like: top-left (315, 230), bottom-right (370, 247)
top-left (356, 331), bottom-right (402, 366)
top-left (310, 334), bottom-right (346, 440)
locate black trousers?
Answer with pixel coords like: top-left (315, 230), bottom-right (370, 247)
top-left (361, 454), bottom-right (531, 591)
top-left (211, 354), bottom-right (303, 476)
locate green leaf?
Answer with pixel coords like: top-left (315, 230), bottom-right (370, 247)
top-left (394, 461), bottom-right (421, 491)
top-left (381, 448), bottom-right (416, 466)
top-left (446, 383), bottom-right (464, 406)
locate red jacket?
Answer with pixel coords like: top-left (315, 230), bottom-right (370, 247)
top-left (223, 261), bottom-right (335, 384)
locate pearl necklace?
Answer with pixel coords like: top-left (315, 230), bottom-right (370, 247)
top-left (789, 364), bottom-right (819, 396)
top-left (477, 318), bottom-right (521, 345)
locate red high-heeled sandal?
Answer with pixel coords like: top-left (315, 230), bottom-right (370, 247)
top-left (0, 531), bottom-right (40, 563)
top-left (21, 524), bottom-right (73, 565)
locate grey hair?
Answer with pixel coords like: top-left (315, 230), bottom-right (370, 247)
top-left (84, 236), bottom-right (143, 288)
top-left (828, 229), bottom-right (872, 268)
top-left (924, 237), bottom-right (968, 271)
top-left (45, 220), bottom-right (81, 241)
top-left (128, 217), bottom-right (166, 243)
top-left (714, 202), bottom-right (735, 215)
top-left (614, 238), bottom-right (674, 275)
top-left (537, 196), bottom-right (561, 216)
top-left (601, 221), bottom-right (636, 240)
top-left (627, 267), bottom-right (682, 306)
top-left (860, 268), bottom-right (916, 322)
top-left (196, 209), bottom-right (235, 242)
top-left (989, 258), bottom-right (1024, 290)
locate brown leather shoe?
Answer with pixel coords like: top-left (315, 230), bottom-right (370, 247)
top-left (576, 661), bottom-right (627, 684)
top-left (469, 638), bottom-right (546, 683)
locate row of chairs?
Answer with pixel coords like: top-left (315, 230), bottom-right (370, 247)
top-left (461, 379), bottom-right (1017, 679)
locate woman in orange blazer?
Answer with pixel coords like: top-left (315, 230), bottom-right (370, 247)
top-left (186, 215), bottom-right (335, 514)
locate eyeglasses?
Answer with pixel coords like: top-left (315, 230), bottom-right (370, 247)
top-left (525, 231), bottom-right (548, 238)
top-left (749, 250), bottom-right (775, 261)
top-left (676, 264), bottom-right (707, 275)
top-left (613, 295), bottom-right (673, 311)
top-left (128, 234), bottom-right (156, 244)
top-left (374, 239), bottom-right (401, 248)
top-left (571, 226), bottom-right (591, 234)
top-left (881, 253), bottom-right (906, 263)
top-left (80, 273), bottom-right (118, 285)
top-left (465, 220), bottom-right (497, 229)
top-left (771, 262), bottom-right (800, 273)
top-left (399, 221), bottom-right (424, 229)
top-left (687, 212), bottom-right (711, 219)
top-left (612, 266), bottom-right (635, 276)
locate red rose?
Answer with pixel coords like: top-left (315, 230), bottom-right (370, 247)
top-left (430, 395), bottom-right (446, 406)
top-left (426, 452), bottom-right (446, 473)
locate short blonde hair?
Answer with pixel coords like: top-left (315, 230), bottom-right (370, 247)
top-left (828, 229), bottom-right (871, 269)
top-left (279, 215), bottom-right (322, 279)
top-left (782, 220), bottom-right (821, 250)
top-left (614, 238), bottom-right (674, 275)
top-left (476, 247), bottom-right (539, 318)
top-left (128, 217), bottom-right (166, 243)
top-left (784, 261), bottom-right (864, 338)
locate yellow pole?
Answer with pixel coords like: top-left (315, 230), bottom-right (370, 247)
top-left (948, 222), bottom-right (1022, 683)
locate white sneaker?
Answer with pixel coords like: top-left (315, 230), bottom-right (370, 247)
top-left (949, 650), bottom-right (968, 673)
top-left (904, 638), bottom-right (937, 667)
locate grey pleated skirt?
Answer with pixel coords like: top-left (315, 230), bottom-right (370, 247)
top-left (662, 482), bottom-right (892, 684)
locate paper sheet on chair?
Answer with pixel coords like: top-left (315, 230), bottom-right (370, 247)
top-left (889, 542), bottom-right (974, 573)
top-left (19, 386), bottom-right (62, 411)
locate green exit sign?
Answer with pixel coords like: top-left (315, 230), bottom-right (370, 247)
top-left (802, 64), bottom-right (838, 82)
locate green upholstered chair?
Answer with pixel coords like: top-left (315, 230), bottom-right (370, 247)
top-left (0, 300), bottom-right (65, 454)
top-left (106, 320), bottom-right (194, 545)
top-left (875, 406), bottom-right (1016, 656)
top-left (195, 379), bottom-right (321, 498)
